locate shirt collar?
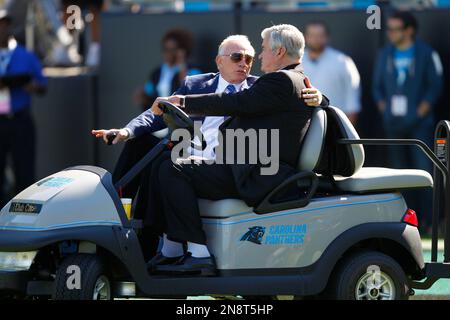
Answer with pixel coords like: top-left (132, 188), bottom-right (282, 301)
top-left (0, 38), bottom-right (17, 56)
top-left (8, 38), bottom-right (17, 51)
top-left (279, 63), bottom-right (303, 72)
top-left (161, 63), bottom-right (180, 74)
top-left (305, 47), bottom-right (330, 62)
top-left (217, 74), bottom-right (248, 92)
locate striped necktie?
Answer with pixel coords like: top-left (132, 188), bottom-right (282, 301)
top-left (224, 84), bottom-right (237, 94)
top-left (221, 84), bottom-right (239, 123)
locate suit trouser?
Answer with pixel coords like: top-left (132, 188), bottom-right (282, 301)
top-left (147, 156), bottom-right (240, 244)
top-left (0, 109), bottom-right (35, 207)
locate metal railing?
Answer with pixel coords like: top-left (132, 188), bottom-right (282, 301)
top-left (339, 121), bottom-right (450, 265)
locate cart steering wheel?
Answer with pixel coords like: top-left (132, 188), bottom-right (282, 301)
top-left (158, 100), bottom-right (194, 135)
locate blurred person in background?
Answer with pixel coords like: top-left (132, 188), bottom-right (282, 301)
top-left (372, 10), bottom-right (443, 233)
top-left (61, 0), bottom-right (104, 66)
top-left (134, 28), bottom-right (202, 111)
top-left (0, 10), bottom-right (47, 207)
top-left (303, 20), bottom-right (361, 125)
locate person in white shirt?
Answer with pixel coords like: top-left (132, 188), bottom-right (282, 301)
top-left (132, 29), bottom-right (202, 112)
top-left (303, 20), bottom-right (361, 124)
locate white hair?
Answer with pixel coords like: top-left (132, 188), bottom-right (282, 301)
top-left (261, 24), bottom-right (305, 61)
top-left (218, 35), bottom-right (255, 57)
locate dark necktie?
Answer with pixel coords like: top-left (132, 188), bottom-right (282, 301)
top-left (224, 84), bottom-right (236, 94)
top-left (223, 84), bottom-right (239, 123)
top-left (209, 84), bottom-right (238, 155)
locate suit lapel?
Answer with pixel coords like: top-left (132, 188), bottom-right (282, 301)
top-left (198, 74), bottom-right (220, 94)
top-left (190, 74), bottom-right (220, 122)
top-left (219, 116), bottom-right (233, 130)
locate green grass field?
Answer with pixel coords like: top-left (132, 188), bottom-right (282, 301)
top-left (189, 239), bottom-right (450, 300)
top-left (412, 239), bottom-right (450, 299)
top-left (123, 239), bottom-right (450, 300)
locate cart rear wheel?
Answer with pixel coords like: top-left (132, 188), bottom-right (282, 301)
top-left (328, 251), bottom-right (409, 300)
top-left (53, 254), bottom-right (112, 300)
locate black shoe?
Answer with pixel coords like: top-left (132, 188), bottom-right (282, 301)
top-left (155, 252), bottom-right (217, 276)
top-left (147, 252), bottom-right (183, 271)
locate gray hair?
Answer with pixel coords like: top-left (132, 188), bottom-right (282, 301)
top-left (218, 35), bottom-right (255, 57)
top-left (261, 24), bottom-right (305, 61)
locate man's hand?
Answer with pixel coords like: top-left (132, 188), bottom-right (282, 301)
top-left (150, 97), bottom-right (168, 116)
top-left (91, 128), bottom-right (129, 145)
top-left (418, 101), bottom-right (431, 118)
top-left (302, 88), bottom-right (323, 107)
top-left (23, 82), bottom-right (36, 93)
top-left (377, 100), bottom-right (386, 114)
top-left (168, 95), bottom-right (183, 106)
top-left (150, 95), bottom-right (184, 115)
top-left (24, 81), bottom-right (46, 95)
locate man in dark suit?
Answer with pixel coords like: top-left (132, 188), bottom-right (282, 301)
top-left (148, 24), bottom-right (327, 274)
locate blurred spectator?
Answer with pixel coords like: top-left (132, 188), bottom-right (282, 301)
top-left (0, 10), bottom-right (47, 207)
top-left (372, 10), bottom-right (443, 232)
top-left (134, 28), bottom-right (201, 111)
top-left (61, 0), bottom-right (105, 66)
top-left (303, 20), bottom-right (361, 124)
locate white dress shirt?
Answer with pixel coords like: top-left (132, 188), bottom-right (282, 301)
top-left (189, 75), bottom-right (248, 160)
top-left (156, 64), bottom-right (179, 97)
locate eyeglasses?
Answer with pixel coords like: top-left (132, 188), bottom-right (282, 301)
top-left (162, 46), bottom-right (179, 53)
top-left (221, 52), bottom-right (254, 65)
top-left (387, 26), bottom-right (405, 32)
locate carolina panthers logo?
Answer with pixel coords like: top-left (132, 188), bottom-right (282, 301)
top-left (240, 226), bottom-right (266, 245)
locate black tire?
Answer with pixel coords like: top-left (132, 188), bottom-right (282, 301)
top-left (0, 291), bottom-right (29, 300)
top-left (0, 293), bottom-right (19, 300)
top-left (241, 295), bottom-right (296, 300)
top-left (242, 295), bottom-right (274, 300)
top-left (327, 251), bottom-right (409, 300)
top-left (53, 254), bottom-right (112, 300)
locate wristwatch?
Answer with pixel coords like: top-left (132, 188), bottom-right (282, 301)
top-left (180, 96), bottom-right (185, 108)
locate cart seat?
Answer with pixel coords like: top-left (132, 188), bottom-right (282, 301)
top-left (199, 198), bottom-right (253, 218)
top-left (199, 108), bottom-right (327, 218)
top-left (334, 167), bottom-right (433, 192)
top-left (322, 106), bottom-right (434, 192)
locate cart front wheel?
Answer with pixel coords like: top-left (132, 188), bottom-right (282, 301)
top-left (53, 254), bottom-right (112, 300)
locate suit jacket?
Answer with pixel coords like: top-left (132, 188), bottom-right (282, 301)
top-left (125, 73), bottom-right (259, 138)
top-left (184, 64), bottom-right (317, 206)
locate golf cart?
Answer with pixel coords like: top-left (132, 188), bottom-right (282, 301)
top-left (1, 101), bottom-right (450, 300)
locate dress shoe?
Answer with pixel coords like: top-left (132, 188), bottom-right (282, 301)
top-left (147, 252), bottom-right (183, 271)
top-left (155, 252), bottom-right (217, 276)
